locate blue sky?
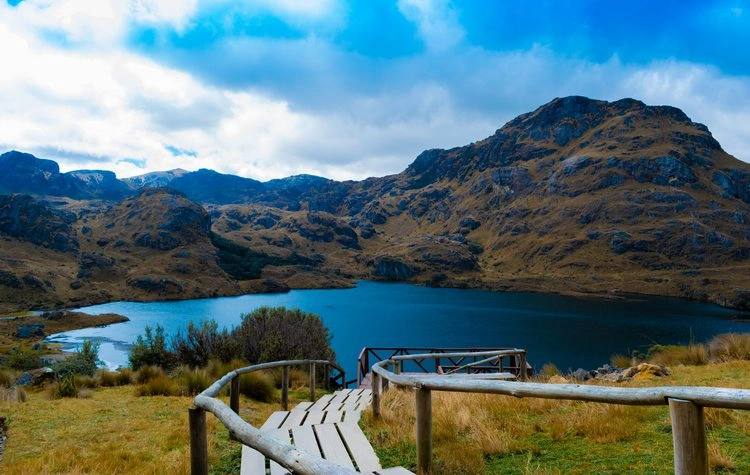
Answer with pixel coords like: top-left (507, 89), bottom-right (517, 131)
top-left (0, 0), bottom-right (749, 181)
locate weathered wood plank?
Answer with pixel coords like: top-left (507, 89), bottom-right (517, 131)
top-left (280, 409), bottom-right (307, 429)
top-left (303, 410), bottom-right (326, 426)
top-left (315, 423), bottom-right (356, 470)
top-left (291, 425), bottom-right (321, 457)
top-left (239, 444), bottom-right (265, 475)
top-left (323, 410), bottom-right (344, 424)
top-left (336, 422), bottom-right (382, 472)
top-left (308, 394), bottom-right (334, 411)
top-left (343, 410), bottom-right (362, 423)
top-left (294, 401), bottom-right (314, 411)
top-left (261, 411), bottom-right (289, 431)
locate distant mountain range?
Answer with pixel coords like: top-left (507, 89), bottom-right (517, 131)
top-left (1, 96), bottom-right (749, 312)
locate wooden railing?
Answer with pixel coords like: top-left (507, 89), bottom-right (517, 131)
top-left (357, 347), bottom-right (531, 386)
top-left (370, 353), bottom-right (750, 475)
top-left (189, 359), bottom-right (353, 475)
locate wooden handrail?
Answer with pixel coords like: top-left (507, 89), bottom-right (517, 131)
top-left (190, 359), bottom-right (350, 475)
top-left (371, 358), bottom-right (750, 475)
top-left (357, 347), bottom-right (530, 385)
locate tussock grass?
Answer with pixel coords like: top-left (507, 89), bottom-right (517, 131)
top-left (175, 365), bottom-right (212, 396)
top-left (134, 364), bottom-right (165, 384)
top-left (97, 368), bottom-right (132, 387)
top-left (136, 375), bottom-right (179, 396)
top-left (363, 361), bottom-right (750, 474)
top-left (646, 343), bottom-right (707, 366)
top-left (239, 371), bottom-right (276, 402)
top-left (709, 333), bottom-right (750, 362)
top-left (0, 385), bottom-right (26, 402)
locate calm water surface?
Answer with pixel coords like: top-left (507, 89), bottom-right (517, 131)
top-left (47, 281), bottom-right (749, 376)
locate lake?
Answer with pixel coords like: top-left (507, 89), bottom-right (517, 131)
top-left (47, 281), bottom-right (749, 377)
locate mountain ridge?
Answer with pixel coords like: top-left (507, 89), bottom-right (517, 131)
top-left (1, 96), bottom-right (749, 312)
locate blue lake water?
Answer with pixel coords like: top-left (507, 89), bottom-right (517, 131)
top-left (47, 281), bottom-right (749, 377)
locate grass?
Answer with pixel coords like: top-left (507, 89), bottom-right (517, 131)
top-left (361, 360), bottom-right (750, 474)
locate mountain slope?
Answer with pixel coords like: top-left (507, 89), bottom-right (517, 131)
top-left (1, 96), bottom-right (749, 311)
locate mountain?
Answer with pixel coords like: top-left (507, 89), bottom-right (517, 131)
top-left (123, 168), bottom-right (189, 188)
top-left (1, 96), bottom-right (749, 312)
top-left (0, 150), bottom-right (131, 200)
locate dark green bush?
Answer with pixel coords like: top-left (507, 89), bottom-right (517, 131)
top-left (53, 376), bottom-right (78, 398)
top-left (129, 325), bottom-right (176, 370)
top-left (54, 340), bottom-right (100, 378)
top-left (232, 307), bottom-right (335, 363)
top-left (7, 347), bottom-right (42, 371)
top-left (171, 320), bottom-right (238, 367)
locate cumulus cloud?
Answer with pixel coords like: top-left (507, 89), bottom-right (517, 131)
top-left (397, 0), bottom-right (465, 53)
top-left (0, 1), bottom-right (748, 185)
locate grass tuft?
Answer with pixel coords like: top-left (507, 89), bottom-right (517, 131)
top-left (136, 375), bottom-right (179, 396)
top-left (177, 366), bottom-right (212, 395)
top-left (708, 333), bottom-right (750, 362)
top-left (646, 343), bottom-right (707, 366)
top-left (239, 371), bottom-right (276, 402)
top-left (135, 364), bottom-right (166, 384)
top-left (97, 368), bottom-right (133, 387)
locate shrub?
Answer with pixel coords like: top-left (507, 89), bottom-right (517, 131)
top-left (135, 365), bottom-right (166, 384)
top-left (129, 325), bottom-right (176, 370)
top-left (232, 307), bottom-right (335, 363)
top-left (238, 371), bottom-right (275, 402)
top-left (7, 347), bottom-right (42, 371)
top-left (708, 333), bottom-right (750, 362)
top-left (171, 320), bottom-right (238, 367)
top-left (53, 376), bottom-right (78, 398)
top-left (136, 375), bottom-right (179, 397)
top-left (54, 340), bottom-right (100, 378)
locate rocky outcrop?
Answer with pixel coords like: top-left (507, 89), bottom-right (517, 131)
top-left (0, 194), bottom-right (79, 253)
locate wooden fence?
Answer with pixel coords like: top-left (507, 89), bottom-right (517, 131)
top-left (189, 359), bottom-right (354, 475)
top-left (357, 347), bottom-right (531, 386)
top-left (370, 353), bottom-right (750, 475)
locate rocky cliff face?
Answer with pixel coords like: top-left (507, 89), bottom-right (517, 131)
top-left (1, 96), bottom-right (749, 311)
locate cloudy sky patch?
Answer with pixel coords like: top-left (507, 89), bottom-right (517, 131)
top-left (1, 0), bottom-right (748, 181)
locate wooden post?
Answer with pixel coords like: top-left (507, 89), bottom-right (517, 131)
top-left (382, 364), bottom-right (390, 391)
top-left (230, 376), bottom-right (240, 414)
top-left (519, 352), bottom-right (527, 381)
top-left (416, 388), bottom-right (432, 475)
top-left (309, 363), bottom-right (316, 402)
top-left (189, 406), bottom-right (208, 475)
top-left (669, 398), bottom-right (708, 475)
top-left (372, 371), bottom-right (381, 418)
top-left (281, 366), bottom-right (289, 410)
top-left (324, 363), bottom-right (331, 390)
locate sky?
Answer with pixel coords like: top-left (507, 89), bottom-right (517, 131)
top-left (1, 1), bottom-right (749, 182)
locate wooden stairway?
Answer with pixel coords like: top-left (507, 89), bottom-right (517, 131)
top-left (240, 389), bottom-right (413, 475)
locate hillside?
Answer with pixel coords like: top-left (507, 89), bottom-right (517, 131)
top-left (1, 96), bottom-right (749, 312)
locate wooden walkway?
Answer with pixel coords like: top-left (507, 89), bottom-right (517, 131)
top-left (240, 388), bottom-right (413, 475)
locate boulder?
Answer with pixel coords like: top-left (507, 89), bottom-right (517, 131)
top-left (571, 368), bottom-right (593, 381)
top-left (14, 324), bottom-right (45, 339)
top-left (16, 367), bottom-right (56, 386)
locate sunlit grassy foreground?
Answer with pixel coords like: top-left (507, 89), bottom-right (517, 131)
top-left (361, 360), bottom-right (750, 474)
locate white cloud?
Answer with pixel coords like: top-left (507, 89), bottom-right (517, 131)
top-left (397, 0), bottom-right (465, 53)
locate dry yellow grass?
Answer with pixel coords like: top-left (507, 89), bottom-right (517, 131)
top-left (0, 385), bottom-right (277, 474)
top-left (362, 361), bottom-right (750, 474)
